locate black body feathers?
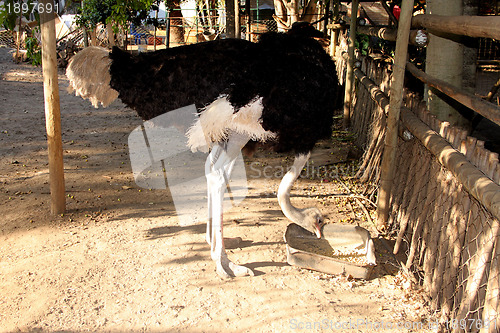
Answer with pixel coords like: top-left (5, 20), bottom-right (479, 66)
top-left (108, 31), bottom-right (340, 154)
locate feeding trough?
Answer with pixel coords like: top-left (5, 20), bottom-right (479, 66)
top-left (285, 223), bottom-right (377, 279)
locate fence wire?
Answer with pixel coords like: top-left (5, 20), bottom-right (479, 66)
top-left (347, 50), bottom-right (500, 332)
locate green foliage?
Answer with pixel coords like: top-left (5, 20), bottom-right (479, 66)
top-left (111, 0), bottom-right (155, 27)
top-left (25, 34), bottom-right (41, 66)
top-left (75, 0), bottom-right (164, 29)
top-left (75, 0), bottom-right (116, 28)
top-left (355, 33), bottom-right (370, 56)
top-left (0, 0), bottom-right (27, 30)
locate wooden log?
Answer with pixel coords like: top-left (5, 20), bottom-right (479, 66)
top-left (406, 62), bottom-right (500, 128)
top-left (376, 0), bottom-right (413, 229)
top-left (400, 107), bottom-right (500, 223)
top-left (40, 0), bottom-right (66, 214)
top-left (487, 152), bottom-right (499, 181)
top-left (485, 77), bottom-right (500, 102)
top-left (343, 0), bottom-right (359, 128)
top-left (412, 14), bottom-right (500, 40)
top-left (354, 67), bottom-right (390, 114)
top-left (357, 26), bottom-right (428, 46)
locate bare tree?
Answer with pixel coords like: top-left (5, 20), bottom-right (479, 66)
top-left (273, 0), bottom-right (319, 31)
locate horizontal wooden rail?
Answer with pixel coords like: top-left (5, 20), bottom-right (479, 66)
top-left (351, 60), bottom-right (500, 223)
top-left (353, 67), bottom-right (390, 114)
top-left (400, 107), bottom-right (500, 223)
top-left (357, 26), bottom-right (428, 46)
top-left (406, 62), bottom-right (500, 127)
top-left (411, 14), bottom-right (500, 40)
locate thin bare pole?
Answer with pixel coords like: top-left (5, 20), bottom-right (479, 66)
top-left (343, 0), bottom-right (359, 129)
top-left (40, 0), bottom-right (66, 214)
top-left (235, 0), bottom-right (241, 39)
top-left (376, 0), bottom-right (413, 229)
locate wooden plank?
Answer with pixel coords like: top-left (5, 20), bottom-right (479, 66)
top-left (40, 0), bottom-right (66, 214)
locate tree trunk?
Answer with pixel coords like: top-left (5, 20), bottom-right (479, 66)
top-left (106, 23), bottom-right (115, 47)
top-left (424, 0), bottom-right (468, 128)
top-left (226, 0), bottom-right (235, 38)
top-left (462, 0), bottom-right (478, 95)
top-left (273, 0), bottom-right (318, 31)
top-left (169, 2), bottom-right (185, 44)
top-left (89, 27), bottom-right (97, 46)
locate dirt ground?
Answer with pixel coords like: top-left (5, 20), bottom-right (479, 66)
top-left (1, 45), bottom-right (433, 333)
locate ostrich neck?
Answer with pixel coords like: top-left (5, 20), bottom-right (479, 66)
top-left (277, 153), bottom-right (310, 223)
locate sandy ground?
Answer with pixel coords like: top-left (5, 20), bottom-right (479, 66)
top-left (0, 45), bottom-right (433, 333)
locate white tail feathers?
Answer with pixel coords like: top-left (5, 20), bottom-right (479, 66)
top-left (186, 96), bottom-right (276, 153)
top-left (66, 46), bottom-right (119, 108)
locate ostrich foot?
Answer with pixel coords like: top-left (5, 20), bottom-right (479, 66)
top-left (215, 255), bottom-right (254, 279)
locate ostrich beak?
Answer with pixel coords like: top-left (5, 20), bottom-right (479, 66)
top-left (314, 222), bottom-right (322, 238)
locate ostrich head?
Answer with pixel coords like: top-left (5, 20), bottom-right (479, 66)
top-left (298, 207), bottom-right (323, 238)
top-left (288, 22), bottom-right (325, 38)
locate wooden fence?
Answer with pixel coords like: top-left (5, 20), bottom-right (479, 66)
top-left (333, 10), bottom-right (500, 333)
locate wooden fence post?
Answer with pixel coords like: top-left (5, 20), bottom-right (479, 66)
top-left (343, 0), bottom-right (359, 129)
top-left (376, 0), bottom-right (413, 229)
top-left (329, 0), bottom-right (340, 57)
top-left (40, 0), bottom-right (66, 214)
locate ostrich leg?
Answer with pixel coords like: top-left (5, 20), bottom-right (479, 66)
top-left (205, 133), bottom-right (254, 278)
top-left (277, 153), bottom-right (323, 238)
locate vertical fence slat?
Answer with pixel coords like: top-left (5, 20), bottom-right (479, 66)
top-left (376, 0), bottom-right (414, 228)
top-left (481, 223), bottom-right (500, 333)
top-left (442, 183), bottom-right (470, 318)
top-left (423, 167), bottom-right (446, 296)
top-left (455, 210), bottom-right (498, 331)
top-left (343, 0), bottom-right (359, 128)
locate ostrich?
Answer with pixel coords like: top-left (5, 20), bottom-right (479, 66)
top-left (66, 23), bottom-right (340, 278)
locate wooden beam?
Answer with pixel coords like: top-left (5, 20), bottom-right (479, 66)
top-left (412, 14), bottom-right (500, 40)
top-left (40, 0), bottom-right (66, 214)
top-left (343, 0), bottom-right (359, 129)
top-left (406, 62), bottom-right (500, 127)
top-left (329, 0), bottom-right (341, 57)
top-left (357, 26), bottom-right (428, 46)
top-left (354, 67), bottom-right (390, 114)
top-left (376, 0), bottom-right (413, 229)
